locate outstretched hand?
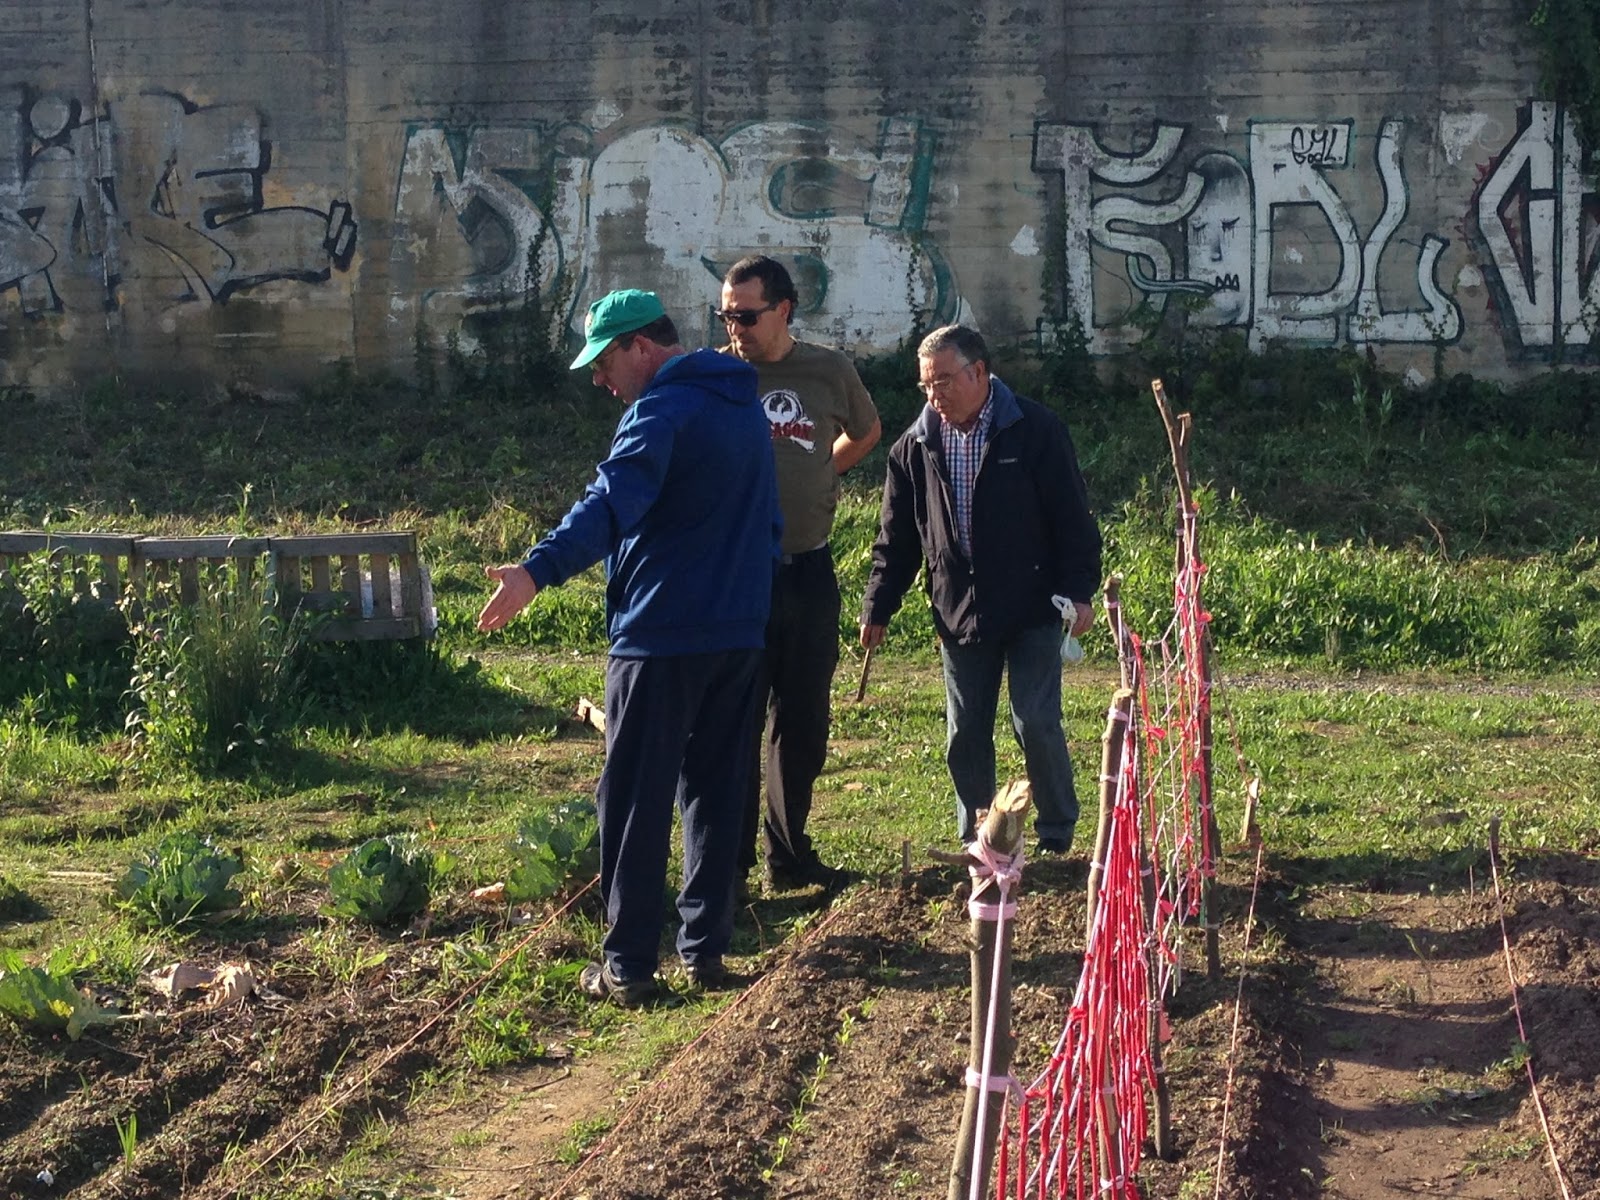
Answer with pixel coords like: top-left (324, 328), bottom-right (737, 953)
top-left (477, 563), bottom-right (538, 632)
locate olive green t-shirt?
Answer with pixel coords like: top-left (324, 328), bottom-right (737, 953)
top-left (743, 340), bottom-right (878, 555)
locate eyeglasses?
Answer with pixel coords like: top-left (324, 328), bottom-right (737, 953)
top-left (592, 337), bottom-right (628, 372)
top-left (917, 361), bottom-right (975, 395)
top-left (712, 302), bottom-right (780, 328)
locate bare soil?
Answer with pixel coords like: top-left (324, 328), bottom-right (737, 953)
top-left (3, 849), bottom-right (1592, 1199)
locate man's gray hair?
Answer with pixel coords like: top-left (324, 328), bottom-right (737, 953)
top-left (918, 324), bottom-right (989, 370)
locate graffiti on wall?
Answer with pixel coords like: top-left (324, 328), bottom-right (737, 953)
top-left (1033, 118), bottom-right (1464, 354)
top-left (0, 86), bottom-right (356, 320)
top-left (392, 116), bottom-right (957, 352)
top-left (1472, 101), bottom-right (1600, 358)
top-left (0, 86), bottom-right (119, 315)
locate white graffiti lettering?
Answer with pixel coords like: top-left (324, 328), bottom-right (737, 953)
top-left (1473, 101), bottom-right (1598, 354)
top-left (1033, 118), bottom-right (1463, 352)
top-left (392, 117), bottom-right (959, 354)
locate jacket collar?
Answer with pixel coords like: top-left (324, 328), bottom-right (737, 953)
top-left (913, 374), bottom-right (1023, 444)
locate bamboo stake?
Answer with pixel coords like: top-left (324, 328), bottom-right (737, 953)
top-left (948, 779), bottom-right (1031, 1200)
top-left (1240, 776), bottom-right (1262, 847)
top-left (1141, 785), bottom-right (1176, 1162)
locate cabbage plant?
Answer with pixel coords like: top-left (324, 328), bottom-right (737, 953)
top-left (504, 801), bottom-right (601, 903)
top-left (113, 832), bottom-right (244, 928)
top-left (325, 834), bottom-right (443, 925)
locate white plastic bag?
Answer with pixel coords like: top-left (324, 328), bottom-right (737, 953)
top-left (1050, 594), bottom-right (1084, 664)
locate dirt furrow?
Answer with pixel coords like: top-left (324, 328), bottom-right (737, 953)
top-left (1292, 884), bottom-right (1566, 1199)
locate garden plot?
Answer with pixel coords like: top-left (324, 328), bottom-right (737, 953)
top-left (5, 838), bottom-right (1592, 1199)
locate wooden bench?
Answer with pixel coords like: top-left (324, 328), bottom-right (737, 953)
top-left (0, 530), bottom-right (434, 641)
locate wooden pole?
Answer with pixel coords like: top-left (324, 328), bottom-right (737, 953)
top-left (1141, 793), bottom-right (1176, 1161)
top-left (1085, 689), bottom-right (1133, 941)
top-left (1104, 573), bottom-right (1131, 691)
top-left (1085, 691), bottom-right (1134, 1199)
top-left (1199, 627), bottom-right (1222, 979)
top-left (1150, 379), bottom-right (1221, 980)
top-left (948, 779), bottom-right (1031, 1200)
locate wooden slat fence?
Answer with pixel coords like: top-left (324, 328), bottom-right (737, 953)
top-left (0, 531), bottom-right (432, 641)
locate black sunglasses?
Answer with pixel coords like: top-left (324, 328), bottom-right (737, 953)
top-left (712, 302), bottom-right (780, 328)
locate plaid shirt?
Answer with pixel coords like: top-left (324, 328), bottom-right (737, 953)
top-left (940, 383), bottom-right (995, 557)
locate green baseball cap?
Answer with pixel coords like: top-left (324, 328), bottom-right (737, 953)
top-left (570, 289), bottom-right (666, 369)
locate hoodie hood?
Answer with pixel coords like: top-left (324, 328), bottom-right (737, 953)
top-left (652, 347), bottom-right (760, 406)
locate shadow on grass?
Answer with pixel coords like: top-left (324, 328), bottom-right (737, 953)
top-left (297, 639), bottom-right (550, 743)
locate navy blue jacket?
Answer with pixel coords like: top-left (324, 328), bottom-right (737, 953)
top-left (861, 376), bottom-right (1101, 645)
top-left (522, 348), bottom-right (781, 656)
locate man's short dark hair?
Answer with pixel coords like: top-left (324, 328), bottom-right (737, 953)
top-left (919, 324), bottom-right (989, 371)
top-left (724, 255), bottom-right (799, 324)
top-left (616, 314), bottom-right (679, 351)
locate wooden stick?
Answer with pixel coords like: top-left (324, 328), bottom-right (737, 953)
top-left (854, 643), bottom-right (876, 702)
top-left (1240, 776), bottom-right (1262, 847)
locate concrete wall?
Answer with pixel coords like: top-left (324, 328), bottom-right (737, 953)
top-left (0, 0), bottom-right (1583, 393)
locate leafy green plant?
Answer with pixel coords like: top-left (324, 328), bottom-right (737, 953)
top-left (504, 800), bottom-right (601, 903)
top-left (123, 570), bottom-right (308, 773)
top-left (325, 834), bottom-right (445, 926)
top-left (0, 953), bottom-right (119, 1039)
top-left (112, 831), bottom-right (244, 928)
top-left (463, 1002), bottom-right (546, 1070)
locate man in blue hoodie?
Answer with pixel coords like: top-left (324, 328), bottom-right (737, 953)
top-left (478, 289), bottom-right (781, 1004)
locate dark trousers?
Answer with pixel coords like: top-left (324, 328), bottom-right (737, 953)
top-left (740, 546), bottom-right (841, 875)
top-left (939, 622), bottom-right (1080, 845)
top-left (597, 648), bottom-right (763, 980)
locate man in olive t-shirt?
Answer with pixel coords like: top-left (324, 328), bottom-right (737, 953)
top-left (719, 255), bottom-right (881, 893)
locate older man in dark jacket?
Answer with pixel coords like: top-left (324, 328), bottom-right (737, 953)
top-left (860, 324), bottom-right (1101, 852)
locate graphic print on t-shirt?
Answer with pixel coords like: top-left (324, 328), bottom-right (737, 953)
top-left (762, 388), bottom-right (816, 453)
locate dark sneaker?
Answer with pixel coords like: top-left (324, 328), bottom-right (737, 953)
top-left (766, 857), bottom-right (849, 894)
top-left (579, 960), bottom-right (657, 1007)
top-left (682, 957), bottom-right (730, 990)
top-left (1036, 836), bottom-right (1072, 855)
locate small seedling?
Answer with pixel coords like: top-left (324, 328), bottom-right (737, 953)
top-left (114, 1111), bottom-right (138, 1167)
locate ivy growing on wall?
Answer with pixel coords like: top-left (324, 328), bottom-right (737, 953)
top-left (1529, 0), bottom-right (1600, 150)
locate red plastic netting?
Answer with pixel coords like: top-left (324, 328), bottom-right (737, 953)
top-left (992, 499), bottom-right (1216, 1199)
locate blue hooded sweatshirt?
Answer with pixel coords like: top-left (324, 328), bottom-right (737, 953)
top-left (520, 348), bottom-right (781, 657)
